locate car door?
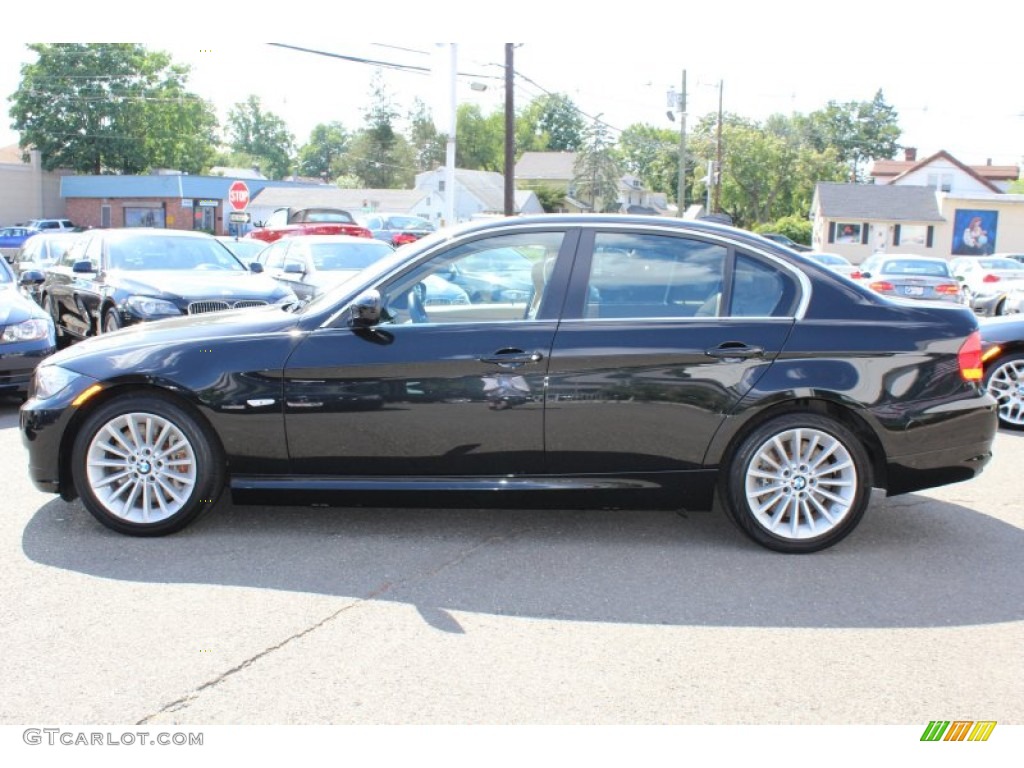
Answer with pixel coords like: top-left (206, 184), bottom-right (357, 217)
top-left (282, 228), bottom-right (578, 477)
top-left (45, 232), bottom-right (101, 338)
top-left (544, 227), bottom-right (800, 478)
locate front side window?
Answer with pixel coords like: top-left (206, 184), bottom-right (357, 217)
top-left (379, 231), bottom-right (565, 325)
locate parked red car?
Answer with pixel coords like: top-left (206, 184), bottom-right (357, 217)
top-left (248, 207), bottom-right (371, 244)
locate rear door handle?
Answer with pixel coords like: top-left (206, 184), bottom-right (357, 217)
top-left (705, 343), bottom-right (764, 359)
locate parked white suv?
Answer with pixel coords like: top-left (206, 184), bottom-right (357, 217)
top-left (26, 218), bottom-right (76, 232)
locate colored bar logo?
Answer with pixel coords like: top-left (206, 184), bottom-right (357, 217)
top-left (921, 721), bottom-right (997, 741)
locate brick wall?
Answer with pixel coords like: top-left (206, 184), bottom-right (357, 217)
top-left (64, 197), bottom-right (225, 234)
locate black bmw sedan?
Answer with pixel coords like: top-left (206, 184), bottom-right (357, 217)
top-left (0, 256), bottom-right (55, 396)
top-left (37, 228), bottom-right (295, 342)
top-left (20, 216), bottom-right (998, 553)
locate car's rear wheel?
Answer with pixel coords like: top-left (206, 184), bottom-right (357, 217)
top-left (984, 353), bottom-right (1024, 430)
top-left (720, 413), bottom-right (872, 553)
top-left (71, 394), bottom-right (224, 535)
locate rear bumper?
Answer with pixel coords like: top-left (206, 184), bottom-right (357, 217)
top-left (882, 393), bottom-right (998, 495)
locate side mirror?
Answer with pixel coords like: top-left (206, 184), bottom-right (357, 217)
top-left (19, 270), bottom-right (45, 286)
top-left (347, 289), bottom-right (382, 327)
top-left (248, 261), bottom-right (264, 273)
top-left (72, 260), bottom-right (95, 274)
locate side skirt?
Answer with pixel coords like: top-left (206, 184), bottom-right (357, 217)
top-left (229, 471), bottom-right (719, 511)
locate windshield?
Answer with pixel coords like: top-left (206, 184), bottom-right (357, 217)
top-left (107, 235), bottom-right (247, 272)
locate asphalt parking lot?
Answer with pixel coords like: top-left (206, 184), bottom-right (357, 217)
top-left (0, 392), bottom-right (1021, 728)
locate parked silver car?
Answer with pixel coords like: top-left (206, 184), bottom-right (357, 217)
top-left (856, 254), bottom-right (961, 303)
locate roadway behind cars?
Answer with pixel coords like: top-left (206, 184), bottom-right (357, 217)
top-left (0, 395), bottom-right (1020, 726)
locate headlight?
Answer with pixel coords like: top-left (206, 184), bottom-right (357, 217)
top-left (33, 364), bottom-right (86, 400)
top-left (125, 296), bottom-right (181, 318)
top-left (1, 318), bottom-right (52, 343)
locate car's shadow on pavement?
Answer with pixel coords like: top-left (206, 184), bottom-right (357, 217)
top-left (20, 484), bottom-right (1024, 631)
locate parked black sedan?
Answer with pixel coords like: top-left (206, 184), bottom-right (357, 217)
top-left (0, 257), bottom-right (55, 397)
top-left (979, 314), bottom-right (1024, 429)
top-left (36, 229), bottom-right (295, 343)
top-left (20, 215), bottom-right (998, 553)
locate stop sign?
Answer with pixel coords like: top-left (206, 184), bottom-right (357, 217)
top-left (228, 180), bottom-right (250, 211)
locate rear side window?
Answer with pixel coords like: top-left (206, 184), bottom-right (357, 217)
top-left (584, 232), bottom-right (726, 319)
top-left (730, 254), bottom-right (799, 317)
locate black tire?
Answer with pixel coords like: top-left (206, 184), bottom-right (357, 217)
top-left (71, 393), bottom-right (225, 536)
top-left (102, 307), bottom-right (122, 334)
top-left (719, 413), bottom-right (873, 553)
top-left (983, 353), bottom-right (1024, 430)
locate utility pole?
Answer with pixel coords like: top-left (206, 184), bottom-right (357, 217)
top-left (713, 79), bottom-right (723, 214)
top-left (504, 43), bottom-right (515, 217)
top-left (443, 44), bottom-right (457, 227)
top-left (668, 71), bottom-right (687, 218)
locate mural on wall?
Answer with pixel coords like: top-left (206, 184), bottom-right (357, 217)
top-left (952, 209), bottom-right (997, 255)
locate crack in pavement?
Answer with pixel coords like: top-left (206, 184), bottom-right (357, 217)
top-left (136, 524), bottom-right (531, 724)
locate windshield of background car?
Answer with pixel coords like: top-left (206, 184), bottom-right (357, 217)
top-left (978, 258), bottom-right (1024, 271)
top-left (303, 210), bottom-right (356, 224)
top-left (106, 235), bottom-right (246, 272)
top-left (298, 228), bottom-right (450, 314)
top-left (309, 241), bottom-right (394, 271)
top-left (386, 216), bottom-right (434, 231)
top-left (880, 259), bottom-right (950, 277)
top-left (460, 248), bottom-right (532, 274)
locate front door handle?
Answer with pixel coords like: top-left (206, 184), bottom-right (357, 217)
top-left (705, 343), bottom-right (764, 359)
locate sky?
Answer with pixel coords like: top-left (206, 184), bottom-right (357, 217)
top-left (1, 4), bottom-right (1021, 170)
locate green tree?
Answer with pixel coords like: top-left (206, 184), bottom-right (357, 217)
top-left (343, 70), bottom-right (415, 188)
top-left (800, 90), bottom-right (901, 181)
top-left (297, 122), bottom-right (350, 181)
top-left (226, 95), bottom-right (295, 179)
top-left (519, 93), bottom-right (586, 152)
top-left (9, 43), bottom-right (218, 174)
top-left (617, 123), bottom-right (679, 197)
top-left (407, 98), bottom-right (446, 172)
top-left (689, 113), bottom-right (845, 228)
top-left (573, 118), bottom-right (622, 212)
top-left (455, 103), bottom-right (504, 171)
top-left (531, 184), bottom-right (567, 212)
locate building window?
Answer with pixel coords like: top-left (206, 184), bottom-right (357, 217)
top-left (101, 205), bottom-right (111, 228)
top-left (124, 207), bottom-right (165, 228)
top-left (926, 173), bottom-right (953, 193)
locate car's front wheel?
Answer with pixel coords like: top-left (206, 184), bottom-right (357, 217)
top-left (720, 413), bottom-right (872, 553)
top-left (71, 394), bottom-right (225, 535)
top-left (984, 353), bottom-right (1024, 430)
top-left (102, 307), bottom-right (122, 334)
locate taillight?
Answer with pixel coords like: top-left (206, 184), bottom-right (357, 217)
top-left (850, 271), bottom-right (862, 280)
top-left (869, 280), bottom-right (894, 292)
top-left (936, 283), bottom-right (961, 295)
top-left (958, 331), bottom-right (983, 382)
top-left (983, 274), bottom-right (1000, 283)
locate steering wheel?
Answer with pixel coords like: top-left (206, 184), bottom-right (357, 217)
top-left (407, 283), bottom-right (428, 323)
